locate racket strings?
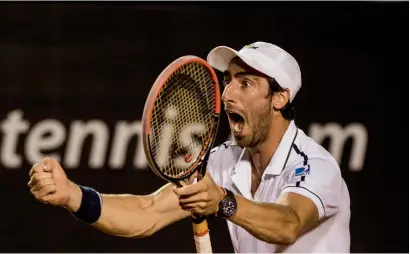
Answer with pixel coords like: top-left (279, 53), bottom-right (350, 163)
top-left (150, 62), bottom-right (216, 178)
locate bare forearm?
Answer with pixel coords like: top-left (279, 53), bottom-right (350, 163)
top-left (67, 182), bottom-right (189, 238)
top-left (94, 194), bottom-right (159, 238)
top-left (228, 195), bottom-right (300, 245)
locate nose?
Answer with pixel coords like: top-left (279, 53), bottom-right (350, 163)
top-left (221, 81), bottom-right (237, 104)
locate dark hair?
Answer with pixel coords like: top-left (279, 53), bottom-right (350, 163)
top-left (267, 77), bottom-right (296, 120)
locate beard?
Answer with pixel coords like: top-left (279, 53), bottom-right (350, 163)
top-left (233, 105), bottom-right (273, 148)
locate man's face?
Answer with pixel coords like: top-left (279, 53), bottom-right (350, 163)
top-left (222, 58), bottom-right (273, 148)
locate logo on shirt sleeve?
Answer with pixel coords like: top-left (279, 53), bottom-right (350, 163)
top-left (294, 164), bottom-right (310, 177)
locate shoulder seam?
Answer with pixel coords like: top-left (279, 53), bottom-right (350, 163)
top-left (210, 140), bottom-right (236, 154)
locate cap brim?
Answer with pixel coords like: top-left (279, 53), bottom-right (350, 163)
top-left (206, 46), bottom-right (241, 72)
top-left (207, 46), bottom-right (257, 74)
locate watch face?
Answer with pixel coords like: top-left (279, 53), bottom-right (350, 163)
top-left (222, 197), bottom-right (237, 217)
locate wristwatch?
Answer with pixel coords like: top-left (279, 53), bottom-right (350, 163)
top-left (217, 188), bottom-right (237, 218)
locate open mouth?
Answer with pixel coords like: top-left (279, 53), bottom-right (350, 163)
top-left (227, 111), bottom-right (245, 134)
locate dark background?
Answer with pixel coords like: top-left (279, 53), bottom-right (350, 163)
top-left (0, 2), bottom-right (408, 253)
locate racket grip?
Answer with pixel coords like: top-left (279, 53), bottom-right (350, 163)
top-left (192, 217), bottom-right (213, 253)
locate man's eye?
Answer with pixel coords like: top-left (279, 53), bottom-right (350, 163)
top-left (242, 80), bottom-right (251, 87)
top-left (223, 79), bottom-right (231, 86)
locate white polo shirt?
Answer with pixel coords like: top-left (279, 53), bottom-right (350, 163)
top-left (208, 121), bottom-right (351, 253)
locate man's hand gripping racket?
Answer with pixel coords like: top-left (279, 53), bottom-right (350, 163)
top-left (142, 56), bottom-right (221, 253)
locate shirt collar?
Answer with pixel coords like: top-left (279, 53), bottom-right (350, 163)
top-left (264, 120), bottom-right (298, 175)
top-left (233, 120), bottom-right (298, 176)
top-left (230, 121), bottom-right (298, 199)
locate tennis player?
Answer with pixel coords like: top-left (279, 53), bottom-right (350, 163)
top-left (28, 42), bottom-right (350, 253)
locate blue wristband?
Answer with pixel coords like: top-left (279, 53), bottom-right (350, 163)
top-left (71, 185), bottom-right (102, 224)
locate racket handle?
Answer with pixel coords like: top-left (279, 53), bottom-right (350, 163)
top-left (192, 217), bottom-right (213, 253)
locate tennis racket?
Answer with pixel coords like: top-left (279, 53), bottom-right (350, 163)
top-left (142, 55), bottom-right (221, 253)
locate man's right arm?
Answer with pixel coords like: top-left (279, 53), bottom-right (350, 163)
top-left (28, 158), bottom-right (190, 238)
top-left (67, 182), bottom-right (190, 238)
top-left (68, 182), bottom-right (190, 238)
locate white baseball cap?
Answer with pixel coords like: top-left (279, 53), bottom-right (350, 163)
top-left (207, 41), bottom-right (302, 102)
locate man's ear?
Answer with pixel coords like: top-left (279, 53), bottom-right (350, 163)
top-left (272, 89), bottom-right (290, 110)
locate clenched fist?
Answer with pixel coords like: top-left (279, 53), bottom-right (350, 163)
top-left (28, 157), bottom-right (82, 212)
top-left (174, 171), bottom-right (225, 216)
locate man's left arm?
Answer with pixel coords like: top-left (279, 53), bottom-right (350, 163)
top-left (227, 191), bottom-right (318, 245)
top-left (227, 157), bottom-right (343, 245)
top-left (174, 157), bottom-right (343, 245)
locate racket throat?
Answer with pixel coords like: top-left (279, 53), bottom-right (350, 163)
top-left (192, 214), bottom-right (207, 225)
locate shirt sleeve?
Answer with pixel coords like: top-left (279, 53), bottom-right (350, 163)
top-left (280, 157), bottom-right (343, 220)
top-left (207, 141), bottom-right (241, 187)
top-left (207, 146), bottom-right (221, 180)
top-left (206, 141), bottom-right (231, 186)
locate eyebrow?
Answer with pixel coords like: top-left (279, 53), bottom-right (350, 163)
top-left (223, 70), bottom-right (260, 79)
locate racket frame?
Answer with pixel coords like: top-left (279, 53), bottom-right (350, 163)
top-left (142, 55), bottom-right (221, 184)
